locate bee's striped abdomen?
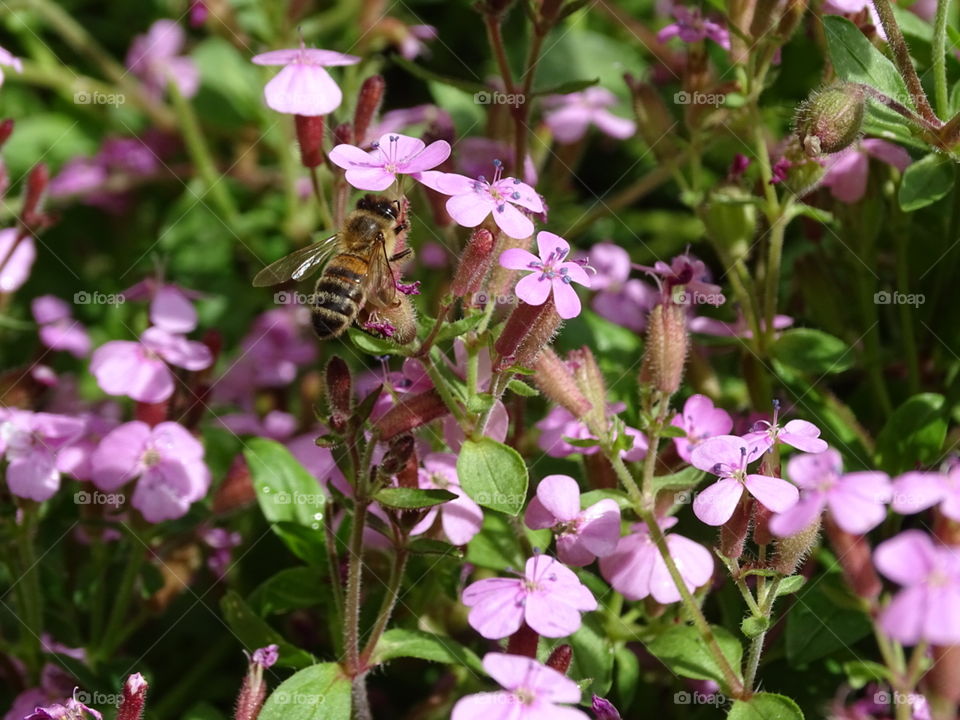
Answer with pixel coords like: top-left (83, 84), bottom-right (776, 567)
top-left (309, 255), bottom-right (368, 339)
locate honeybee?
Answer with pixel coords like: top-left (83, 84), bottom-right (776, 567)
top-left (253, 195), bottom-right (418, 343)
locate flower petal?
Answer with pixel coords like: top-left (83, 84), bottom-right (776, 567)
top-left (552, 278), bottom-right (583, 319)
top-left (769, 493), bottom-right (826, 537)
top-left (492, 201), bottom-right (535, 239)
top-left (499, 247), bottom-right (541, 270)
top-left (745, 474), bottom-right (799, 513)
top-left (892, 471), bottom-right (945, 515)
top-left (263, 64), bottom-right (342, 116)
top-left (514, 271), bottom-right (553, 306)
top-left (693, 477), bottom-right (744, 525)
top-left (446, 192), bottom-right (494, 228)
top-left (461, 577), bottom-right (525, 639)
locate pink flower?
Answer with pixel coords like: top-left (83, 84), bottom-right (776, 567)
top-left (123, 277), bottom-right (203, 333)
top-left (32, 296), bottom-right (91, 358)
top-left (658, 6), bottom-right (731, 48)
top-left (328, 132), bottom-right (451, 191)
top-left (744, 404), bottom-right (828, 455)
top-left (691, 435), bottom-right (799, 525)
top-left (542, 87), bottom-right (636, 144)
top-left (252, 45), bottom-right (360, 116)
top-left (820, 139), bottom-right (911, 204)
top-left (524, 475), bottom-right (621, 566)
top-left (636, 252), bottom-right (723, 304)
top-left (90, 420), bottom-right (210, 522)
top-left (219, 410), bottom-right (298, 440)
top-left (535, 404), bottom-right (647, 461)
top-left (688, 312), bottom-right (793, 339)
top-left (770, 449), bottom-right (891, 536)
top-left (126, 20), bottom-right (199, 99)
top-left (874, 530), bottom-right (960, 646)
top-left (398, 25), bottom-right (438, 60)
top-left (891, 466), bottom-right (960, 519)
top-left (499, 231), bottom-right (591, 319)
top-left (0, 44), bottom-right (22, 86)
top-left (203, 527), bottom-right (243, 579)
top-left (452, 653), bottom-right (588, 720)
top-left (599, 517), bottom-right (714, 602)
top-left (586, 243), bottom-right (658, 332)
top-left (410, 453), bottom-right (483, 545)
top-left (26, 699), bottom-right (102, 720)
top-left (0, 228), bottom-right (36, 292)
top-left (0, 409), bottom-right (84, 501)
top-left (670, 394), bottom-right (733, 463)
top-left (91, 326), bottom-right (213, 403)
top-left (418, 161), bottom-right (544, 239)
top-left (461, 554), bottom-right (597, 638)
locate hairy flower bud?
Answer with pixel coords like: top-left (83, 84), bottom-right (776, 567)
top-left (546, 644), bottom-right (573, 673)
top-left (360, 293), bottom-right (418, 345)
top-left (333, 122), bottom-right (353, 147)
top-left (625, 75), bottom-right (677, 159)
top-left (135, 400), bottom-right (169, 427)
top-left (532, 348), bottom-right (592, 418)
top-left (117, 674), bottom-right (148, 720)
top-left (235, 645), bottom-right (278, 720)
top-left (824, 516), bottom-right (880, 599)
top-left (213, 455), bottom-right (255, 514)
top-left (451, 227), bottom-right (497, 299)
top-left (353, 75), bottom-right (386, 146)
top-left (640, 303), bottom-right (688, 396)
top-left (752, 502), bottom-right (775, 547)
top-left (325, 356), bottom-right (353, 431)
top-left (795, 83), bottom-right (865, 157)
top-left (374, 389), bottom-right (449, 440)
top-left (773, 515), bottom-right (820, 575)
top-left (22, 163), bottom-right (49, 230)
top-left (381, 434), bottom-right (416, 477)
top-left (294, 114), bottom-right (325, 168)
top-left (569, 347), bottom-right (608, 438)
top-left (494, 298), bottom-right (562, 373)
top-left (721, 495), bottom-right (752, 559)
top-left (926, 645), bottom-right (960, 703)
top-left (506, 622), bottom-right (539, 657)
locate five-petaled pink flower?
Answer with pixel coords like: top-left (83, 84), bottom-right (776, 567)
top-left (874, 530), bottom-right (960, 646)
top-left (670, 394), bottom-right (733, 463)
top-left (452, 653), bottom-right (588, 720)
top-left (770, 449), bottom-right (892, 536)
top-left (599, 517), bottom-right (714, 603)
top-left (524, 474), bottom-right (621, 566)
top-left (418, 160), bottom-right (544, 239)
top-left (91, 420), bottom-right (210, 523)
top-left (0, 409), bottom-right (84, 502)
top-left (252, 45), bottom-right (360, 116)
top-left (409, 453), bottom-right (484, 546)
top-left (499, 231), bottom-right (591, 319)
top-left (691, 435), bottom-right (799, 525)
top-left (91, 326), bottom-right (213, 403)
top-left (461, 554), bottom-right (597, 638)
top-left (658, 6), bottom-right (731, 48)
top-left (891, 464), bottom-right (960, 520)
top-left (542, 87), bottom-right (637, 144)
top-left (329, 132), bottom-right (451, 191)
top-left (125, 20), bottom-right (199, 100)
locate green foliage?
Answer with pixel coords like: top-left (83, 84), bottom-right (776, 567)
top-left (457, 438), bottom-right (529, 516)
top-left (259, 663), bottom-right (351, 720)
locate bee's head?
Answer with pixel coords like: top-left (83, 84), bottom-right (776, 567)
top-left (357, 194), bottom-right (400, 221)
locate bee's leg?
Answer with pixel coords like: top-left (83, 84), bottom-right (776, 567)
top-left (394, 222), bottom-right (409, 234)
top-left (389, 248), bottom-right (412, 262)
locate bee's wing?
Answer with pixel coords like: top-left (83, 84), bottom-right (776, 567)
top-left (252, 234), bottom-right (339, 287)
top-left (362, 238), bottom-right (399, 308)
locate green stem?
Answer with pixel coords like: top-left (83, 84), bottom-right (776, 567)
top-left (99, 534), bottom-right (147, 658)
top-left (934, 0), bottom-right (951, 118)
top-left (762, 213), bottom-right (787, 351)
top-left (323, 499), bottom-right (345, 649)
top-left (358, 544), bottom-right (409, 668)
top-left (419, 348), bottom-right (467, 426)
top-left (743, 577), bottom-right (782, 691)
top-left (309, 165), bottom-right (335, 233)
top-left (15, 504), bottom-right (42, 672)
top-left (893, 217), bottom-right (921, 393)
top-left (344, 500), bottom-right (369, 676)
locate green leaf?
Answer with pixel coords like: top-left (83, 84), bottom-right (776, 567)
top-left (580, 488), bottom-right (633, 510)
top-left (392, 56), bottom-right (487, 95)
top-left (249, 568), bottom-right (326, 615)
top-left (824, 17), bottom-right (909, 99)
top-left (650, 465), bottom-right (705, 495)
top-left (875, 393), bottom-right (947, 473)
top-left (407, 537), bottom-right (464, 557)
top-left (786, 581), bottom-right (872, 666)
top-left (771, 328), bottom-right (853, 375)
top-left (506, 378), bottom-right (539, 397)
top-left (843, 659), bottom-right (893, 689)
top-left (659, 425), bottom-right (687, 438)
top-left (533, 77), bottom-right (599, 96)
top-left (457, 438), bottom-right (529, 516)
top-left (435, 313), bottom-right (484, 342)
top-left (245, 438), bottom-right (328, 527)
top-left (645, 624), bottom-right (743, 688)
top-left (259, 663), bottom-right (351, 720)
top-left (728, 692), bottom-right (805, 720)
top-left (776, 575), bottom-right (807, 597)
top-left (220, 591), bottom-right (315, 669)
top-left (566, 612), bottom-right (615, 695)
top-left (614, 644), bottom-right (641, 712)
top-left (271, 522), bottom-right (328, 567)
top-left (373, 487), bottom-right (457, 509)
top-left (899, 153), bottom-right (954, 211)
top-left (347, 328), bottom-right (404, 356)
top-left (466, 392), bottom-right (496, 414)
top-left (741, 615), bottom-right (770, 638)
top-left (369, 628), bottom-right (484, 673)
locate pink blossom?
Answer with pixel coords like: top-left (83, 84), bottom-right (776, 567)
top-left (32, 295), bottom-right (91, 357)
top-left (461, 554), bottom-right (597, 638)
top-left (744, 404), bottom-right (828, 455)
top-left (0, 44), bottom-right (23, 87)
top-left (56, 413), bottom-right (119, 481)
top-left (452, 653), bottom-right (588, 720)
top-left (123, 277), bottom-right (203, 333)
top-left (0, 409), bottom-right (84, 501)
top-left (891, 466), bottom-right (960, 519)
top-left (820, 139), bottom-right (911, 203)
top-left (499, 232), bottom-right (591, 319)
top-left (90, 420), bottom-right (210, 522)
top-left (542, 87), bottom-right (636, 144)
top-left (635, 252), bottom-right (723, 304)
top-left (670, 394), bottom-right (733, 463)
top-left (536, 403), bottom-right (647, 461)
top-left (329, 132), bottom-right (451, 191)
top-left (410, 453), bottom-right (483, 545)
top-left (586, 243), bottom-right (658, 332)
top-left (688, 312), bottom-right (793, 339)
top-left (0, 228), bottom-right (36, 292)
top-left (874, 530), bottom-right (960, 646)
top-left (770, 449), bottom-right (891, 536)
top-left (203, 527), bottom-right (243, 579)
top-left (691, 434), bottom-right (799, 525)
top-left (126, 20), bottom-right (199, 99)
top-left (599, 517), bottom-right (714, 602)
top-left (658, 6), bottom-right (731, 48)
top-left (219, 410), bottom-right (298, 440)
top-left (25, 699), bottom-right (102, 720)
top-left (399, 25), bottom-right (438, 60)
top-left (418, 161), bottom-right (544, 239)
top-left (91, 326), bottom-right (213, 403)
top-left (524, 474), bottom-right (621, 566)
top-left (252, 45), bottom-right (360, 116)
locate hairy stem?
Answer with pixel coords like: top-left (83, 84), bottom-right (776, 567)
top-left (358, 544), bottom-right (409, 667)
top-left (344, 499), bottom-right (370, 676)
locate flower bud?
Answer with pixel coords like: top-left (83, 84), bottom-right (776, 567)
top-left (933, 507), bottom-right (960, 546)
top-left (374, 389), bottom-right (449, 440)
top-left (353, 75), bottom-right (386, 146)
top-left (494, 298), bottom-right (562, 373)
top-left (752, 502), bottom-right (774, 547)
top-left (295, 114), bottom-right (325, 168)
top-left (824, 516), bottom-right (880, 599)
top-left (117, 673), bottom-right (148, 720)
top-left (235, 645), bottom-right (278, 720)
top-left (359, 293), bottom-right (418, 345)
top-left (451, 228), bottom-right (496, 299)
top-left (592, 696), bottom-right (623, 720)
top-left (546, 644), bottom-right (573, 674)
top-left (333, 122), bottom-right (353, 147)
top-left (325, 356), bottom-right (353, 431)
top-left (926, 645), bottom-right (960, 703)
top-left (135, 400), bottom-right (169, 427)
top-left (506, 622), bottom-right (539, 657)
top-left (640, 303), bottom-right (688, 396)
top-left (773, 515), bottom-right (820, 575)
top-left (568, 347), bottom-right (608, 438)
top-left (531, 348), bottom-right (592, 419)
top-left (720, 495), bottom-right (752, 559)
top-left (22, 163), bottom-right (49, 229)
top-left (487, 228), bottom-right (531, 301)
top-left (0, 119), bottom-right (13, 148)
top-left (213, 455), bottom-right (255, 514)
top-left (380, 434), bottom-right (416, 477)
top-left (794, 83), bottom-right (865, 157)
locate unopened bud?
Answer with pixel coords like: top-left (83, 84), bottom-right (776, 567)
top-left (506, 623), bottom-right (539, 658)
top-left (752, 502), bottom-right (774, 547)
top-left (396, 444), bottom-right (420, 489)
top-left (117, 673), bottom-right (148, 720)
top-left (488, 229), bottom-right (531, 300)
top-left (359, 293), bottom-right (418, 345)
top-left (568, 347), bottom-right (608, 438)
top-left (773, 516), bottom-right (819, 575)
top-left (333, 122), bottom-right (353, 147)
top-left (135, 400), bottom-right (169, 427)
top-left (325, 356), bottom-right (353, 431)
top-left (295, 114), bottom-right (325, 168)
top-left (22, 163), bottom-right (49, 228)
top-left (374, 389), bottom-right (449, 440)
top-left (926, 645), bottom-right (960, 703)
top-left (824, 516), bottom-right (880, 599)
top-left (354, 75), bottom-right (386, 146)
top-left (213, 455), bottom-right (255, 514)
top-left (592, 696), bottom-right (623, 720)
top-left (546, 644), bottom-right (573, 674)
top-left (381, 434), bottom-right (416, 477)
top-left (451, 228), bottom-right (496, 298)
top-left (0, 119), bottom-right (13, 148)
top-left (933, 507), bottom-right (960, 546)
top-left (532, 348), bottom-right (592, 418)
top-left (721, 495), bottom-right (752, 559)
top-left (235, 645), bottom-right (278, 720)
top-left (494, 298), bottom-right (562, 373)
top-left (640, 303), bottom-right (688, 396)
top-left (795, 83), bottom-right (865, 157)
